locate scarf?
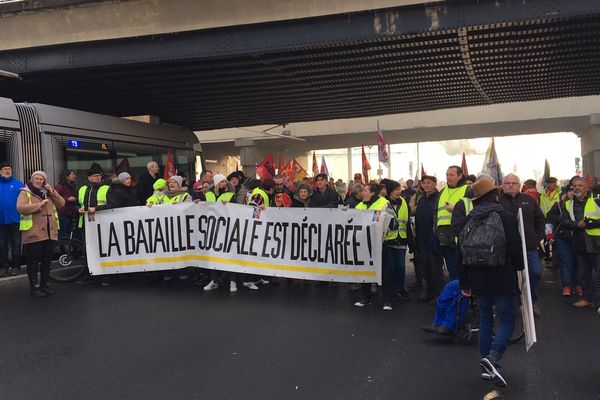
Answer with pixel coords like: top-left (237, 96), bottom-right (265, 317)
top-left (26, 181), bottom-right (47, 199)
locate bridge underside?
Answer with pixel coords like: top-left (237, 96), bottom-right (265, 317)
top-left (1, 0), bottom-right (600, 132)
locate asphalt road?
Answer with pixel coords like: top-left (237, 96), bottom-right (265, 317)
top-left (0, 266), bottom-right (598, 400)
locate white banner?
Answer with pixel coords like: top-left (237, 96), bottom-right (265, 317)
top-left (85, 203), bottom-right (390, 283)
top-left (517, 208), bottom-right (537, 351)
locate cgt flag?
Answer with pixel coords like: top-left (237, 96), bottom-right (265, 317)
top-left (361, 145), bottom-right (371, 183)
top-left (292, 159), bottom-right (308, 182)
top-left (461, 152), bottom-right (469, 176)
top-left (256, 153), bottom-right (275, 181)
top-left (481, 138), bottom-right (503, 184)
top-left (278, 155), bottom-right (285, 174)
top-left (163, 150), bottom-right (176, 180)
top-left (376, 121), bottom-right (389, 168)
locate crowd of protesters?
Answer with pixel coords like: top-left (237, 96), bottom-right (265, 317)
top-left (2, 158), bottom-right (600, 387)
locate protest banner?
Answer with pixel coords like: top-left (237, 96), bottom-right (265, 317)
top-left (517, 208), bottom-right (538, 351)
top-left (85, 203), bottom-right (390, 283)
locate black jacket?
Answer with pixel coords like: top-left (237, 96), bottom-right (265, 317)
top-left (136, 172), bottom-right (159, 205)
top-left (546, 200), bottom-right (572, 243)
top-left (459, 202), bottom-right (524, 297)
top-left (415, 190), bottom-right (439, 243)
top-left (311, 186), bottom-right (339, 208)
top-left (344, 194), bottom-right (361, 209)
top-left (107, 181), bottom-right (139, 209)
top-left (499, 192), bottom-right (545, 252)
top-left (559, 195), bottom-right (600, 253)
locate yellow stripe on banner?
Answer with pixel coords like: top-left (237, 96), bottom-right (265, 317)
top-left (100, 253), bottom-right (375, 277)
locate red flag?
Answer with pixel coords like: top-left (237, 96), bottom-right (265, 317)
top-left (312, 152), bottom-right (319, 177)
top-left (278, 155), bottom-right (285, 174)
top-left (361, 145), bottom-right (371, 183)
top-left (117, 157), bottom-right (136, 186)
top-left (163, 150), bottom-right (175, 180)
top-left (256, 153), bottom-right (275, 181)
top-left (376, 121), bottom-right (389, 168)
top-left (461, 152), bottom-right (469, 176)
top-left (421, 163), bottom-right (427, 178)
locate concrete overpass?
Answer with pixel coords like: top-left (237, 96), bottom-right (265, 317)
top-left (2, 0), bottom-right (600, 176)
top-left (197, 95), bottom-right (600, 178)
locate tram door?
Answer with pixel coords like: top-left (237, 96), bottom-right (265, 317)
top-left (0, 141), bottom-right (6, 163)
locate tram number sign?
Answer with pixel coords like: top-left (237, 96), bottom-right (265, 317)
top-left (68, 140), bottom-right (108, 150)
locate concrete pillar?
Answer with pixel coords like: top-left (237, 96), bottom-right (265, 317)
top-left (580, 115), bottom-right (600, 178)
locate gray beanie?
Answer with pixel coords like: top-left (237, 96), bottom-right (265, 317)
top-left (168, 175), bottom-right (183, 188)
top-left (117, 172), bottom-right (131, 182)
top-left (30, 170), bottom-right (47, 181)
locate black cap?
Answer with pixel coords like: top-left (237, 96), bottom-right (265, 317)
top-left (227, 171), bottom-right (245, 182)
top-left (0, 161), bottom-right (10, 169)
top-left (87, 162), bottom-right (104, 176)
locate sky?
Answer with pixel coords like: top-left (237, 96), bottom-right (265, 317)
top-left (312, 132), bottom-right (581, 184)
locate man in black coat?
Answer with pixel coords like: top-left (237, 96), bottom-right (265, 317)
top-left (311, 173), bottom-right (339, 208)
top-left (499, 173), bottom-right (545, 315)
top-left (414, 175), bottom-right (443, 302)
top-left (136, 161), bottom-right (160, 205)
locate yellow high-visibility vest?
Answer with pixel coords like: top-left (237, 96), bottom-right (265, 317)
top-left (566, 197), bottom-right (600, 236)
top-left (206, 191), bottom-right (234, 203)
top-left (77, 184), bottom-right (109, 228)
top-left (356, 196), bottom-right (389, 211)
top-left (540, 188), bottom-right (561, 217)
top-left (385, 198), bottom-right (409, 241)
top-left (19, 191), bottom-right (60, 231)
top-left (247, 188), bottom-right (270, 207)
top-left (437, 185), bottom-right (468, 226)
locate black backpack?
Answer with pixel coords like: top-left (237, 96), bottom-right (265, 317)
top-left (459, 211), bottom-right (507, 267)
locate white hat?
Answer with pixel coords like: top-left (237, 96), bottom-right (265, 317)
top-left (117, 172), bottom-right (131, 182)
top-left (213, 174), bottom-right (226, 186)
top-left (30, 171), bottom-right (47, 181)
top-left (168, 175), bottom-right (183, 188)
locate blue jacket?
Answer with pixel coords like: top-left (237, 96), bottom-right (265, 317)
top-left (0, 176), bottom-right (24, 224)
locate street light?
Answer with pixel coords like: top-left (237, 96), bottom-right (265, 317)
top-left (0, 69), bottom-right (22, 80)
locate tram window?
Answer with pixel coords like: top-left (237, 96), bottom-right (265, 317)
top-left (176, 149), bottom-right (193, 183)
top-left (66, 150), bottom-right (113, 186)
top-left (116, 152), bottom-right (155, 184)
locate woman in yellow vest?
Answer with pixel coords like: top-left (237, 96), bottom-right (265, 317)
top-left (354, 182), bottom-right (401, 309)
top-left (16, 171), bottom-right (65, 297)
top-left (162, 175), bottom-right (193, 287)
top-left (145, 178), bottom-right (168, 206)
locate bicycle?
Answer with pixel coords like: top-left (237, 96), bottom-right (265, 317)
top-left (50, 220), bottom-right (87, 282)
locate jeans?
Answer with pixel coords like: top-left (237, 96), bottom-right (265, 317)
top-left (477, 295), bottom-right (516, 360)
top-left (433, 280), bottom-right (470, 332)
top-left (575, 252), bottom-right (600, 307)
top-left (164, 268), bottom-right (190, 281)
top-left (440, 245), bottom-right (458, 280)
top-left (0, 223), bottom-right (21, 270)
top-left (526, 250), bottom-right (542, 304)
top-left (555, 238), bottom-right (579, 288)
top-left (23, 240), bottom-right (57, 289)
top-left (382, 246), bottom-right (406, 304)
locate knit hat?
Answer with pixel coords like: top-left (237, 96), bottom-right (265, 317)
top-left (153, 178), bottom-right (167, 190)
top-left (168, 175), bottom-right (183, 188)
top-left (0, 161), bottom-right (10, 169)
top-left (193, 181), bottom-right (203, 191)
top-left (213, 174), bottom-right (227, 187)
top-left (87, 162), bottom-right (104, 176)
top-left (117, 172), bottom-right (131, 182)
top-left (30, 170), bottom-right (47, 181)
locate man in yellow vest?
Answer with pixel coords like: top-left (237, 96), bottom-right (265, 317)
top-left (561, 176), bottom-right (600, 314)
top-left (435, 166), bottom-right (468, 280)
top-left (247, 178), bottom-right (275, 209)
top-left (354, 182), bottom-right (399, 309)
top-left (540, 177), bottom-right (561, 261)
top-left (76, 162), bottom-right (110, 284)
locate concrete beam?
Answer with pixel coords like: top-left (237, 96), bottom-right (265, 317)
top-left (196, 96), bottom-right (600, 152)
top-left (0, 0), bottom-right (438, 51)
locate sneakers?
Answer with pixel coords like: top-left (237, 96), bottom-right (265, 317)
top-left (256, 278), bottom-right (270, 285)
top-left (382, 303), bottom-right (392, 311)
top-left (574, 286), bottom-right (584, 296)
top-left (481, 372), bottom-right (492, 381)
top-left (243, 282), bottom-right (259, 290)
top-left (421, 324), bottom-right (440, 334)
top-left (41, 284), bottom-right (54, 295)
top-left (562, 287), bottom-right (572, 296)
top-left (480, 357), bottom-right (507, 388)
top-left (230, 281), bottom-right (238, 293)
top-left (354, 300), bottom-right (370, 307)
top-left (30, 286), bottom-right (47, 297)
top-left (203, 280), bottom-right (218, 291)
top-left (573, 299), bottom-right (593, 308)
top-left (393, 289), bottom-right (410, 301)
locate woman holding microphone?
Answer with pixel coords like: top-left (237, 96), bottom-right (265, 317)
top-left (17, 171), bottom-right (65, 297)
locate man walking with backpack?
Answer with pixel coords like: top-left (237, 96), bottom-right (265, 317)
top-left (459, 176), bottom-right (524, 388)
